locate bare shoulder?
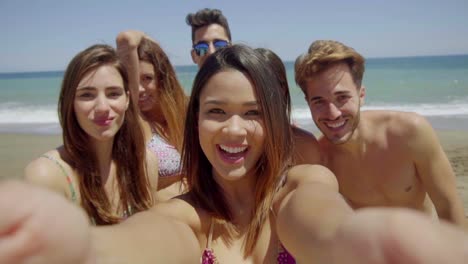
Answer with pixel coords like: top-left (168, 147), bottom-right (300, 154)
top-left (274, 164), bottom-right (339, 212)
top-left (287, 164), bottom-right (338, 191)
top-left (365, 110), bottom-right (431, 137)
top-left (292, 126), bottom-right (322, 165)
top-left (24, 148), bottom-right (70, 195)
top-left (151, 193), bottom-right (207, 232)
top-left (364, 111), bottom-right (439, 157)
top-left (293, 126), bottom-right (318, 141)
top-left (390, 111), bottom-right (429, 131)
top-left (390, 112), bottom-right (441, 154)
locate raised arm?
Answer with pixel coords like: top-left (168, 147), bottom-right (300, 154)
top-left (116, 30), bottom-right (145, 109)
top-left (406, 114), bottom-right (466, 226)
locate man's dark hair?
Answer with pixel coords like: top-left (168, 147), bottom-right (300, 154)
top-left (185, 8), bottom-right (231, 43)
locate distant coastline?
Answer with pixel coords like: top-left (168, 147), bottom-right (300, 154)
top-left (1, 54), bottom-right (468, 75)
top-left (0, 71), bottom-right (64, 79)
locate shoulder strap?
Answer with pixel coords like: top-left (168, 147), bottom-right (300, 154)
top-left (207, 217), bottom-right (215, 249)
top-left (270, 206), bottom-right (277, 218)
top-left (40, 154), bottom-right (78, 203)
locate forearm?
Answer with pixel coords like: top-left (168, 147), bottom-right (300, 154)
top-left (116, 31), bottom-right (142, 107)
top-left (90, 212), bottom-right (200, 263)
top-left (277, 182), bottom-right (468, 264)
top-left (332, 208), bottom-right (468, 264)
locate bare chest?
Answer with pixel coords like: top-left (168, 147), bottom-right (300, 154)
top-left (327, 150), bottom-right (425, 208)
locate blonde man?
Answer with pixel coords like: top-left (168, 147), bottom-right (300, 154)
top-left (295, 40), bottom-right (466, 226)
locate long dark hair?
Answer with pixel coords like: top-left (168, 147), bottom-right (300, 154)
top-left (256, 48), bottom-right (291, 117)
top-left (183, 44), bottom-right (293, 255)
top-left (59, 44), bottom-right (152, 225)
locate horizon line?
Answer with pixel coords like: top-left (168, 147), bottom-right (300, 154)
top-left (1, 53), bottom-right (468, 75)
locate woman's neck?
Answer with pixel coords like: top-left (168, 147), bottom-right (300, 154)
top-left (142, 106), bottom-right (166, 127)
top-left (141, 112), bottom-right (169, 140)
top-left (91, 139), bottom-right (114, 184)
top-left (214, 170), bottom-right (257, 224)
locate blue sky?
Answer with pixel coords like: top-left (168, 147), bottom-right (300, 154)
top-left (1, 0), bottom-right (467, 72)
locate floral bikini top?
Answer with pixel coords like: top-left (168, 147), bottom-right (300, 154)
top-left (147, 133), bottom-right (182, 178)
top-left (201, 218), bottom-right (296, 264)
top-left (40, 154), bottom-right (132, 226)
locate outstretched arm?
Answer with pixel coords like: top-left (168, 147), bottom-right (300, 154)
top-left (0, 181), bottom-right (200, 264)
top-left (91, 210), bottom-right (199, 263)
top-left (0, 181), bottom-right (91, 264)
top-left (330, 208), bottom-right (468, 264)
top-left (275, 164), bottom-right (468, 263)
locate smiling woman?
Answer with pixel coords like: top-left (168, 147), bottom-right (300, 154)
top-left (116, 31), bottom-right (188, 200)
top-left (24, 44), bottom-right (159, 225)
top-left (73, 65), bottom-right (129, 141)
top-left (153, 44), bottom-right (296, 263)
top-left (197, 70), bottom-right (265, 183)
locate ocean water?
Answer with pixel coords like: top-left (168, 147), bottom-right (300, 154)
top-left (1, 55), bottom-right (467, 134)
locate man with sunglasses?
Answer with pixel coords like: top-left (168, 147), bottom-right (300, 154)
top-left (186, 8), bottom-right (231, 68)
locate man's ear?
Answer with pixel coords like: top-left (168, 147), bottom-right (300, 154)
top-left (359, 86), bottom-right (366, 105)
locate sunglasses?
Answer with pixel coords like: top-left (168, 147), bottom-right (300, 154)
top-left (193, 40), bottom-right (230, 56)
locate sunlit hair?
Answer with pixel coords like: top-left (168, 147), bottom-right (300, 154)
top-left (255, 48), bottom-right (291, 118)
top-left (183, 44), bottom-right (293, 256)
top-left (58, 44), bottom-right (152, 225)
top-left (138, 38), bottom-right (187, 151)
top-left (295, 40), bottom-right (365, 95)
top-left (185, 8), bottom-right (232, 43)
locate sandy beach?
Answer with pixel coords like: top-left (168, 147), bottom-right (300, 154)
top-left (0, 133), bottom-right (62, 179)
top-left (1, 130), bottom-right (468, 214)
top-left (437, 130), bottom-right (468, 214)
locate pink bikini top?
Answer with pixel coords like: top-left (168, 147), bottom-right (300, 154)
top-left (201, 218), bottom-right (296, 264)
top-left (147, 133), bottom-right (182, 178)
